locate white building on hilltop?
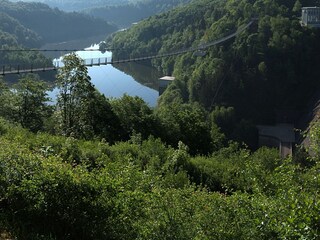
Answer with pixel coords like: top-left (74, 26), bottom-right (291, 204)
top-left (301, 7), bottom-right (320, 28)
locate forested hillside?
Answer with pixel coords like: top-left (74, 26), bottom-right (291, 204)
top-left (85, 0), bottom-right (191, 28)
top-left (0, 11), bottom-right (51, 69)
top-left (0, 0), bottom-right (117, 70)
top-left (0, 68), bottom-right (320, 238)
top-left (1, 0), bottom-right (320, 238)
top-left (0, 12), bottom-right (41, 48)
top-left (109, 0), bottom-right (320, 127)
top-left (0, 37), bottom-right (319, 239)
top-left (0, 0), bottom-right (117, 43)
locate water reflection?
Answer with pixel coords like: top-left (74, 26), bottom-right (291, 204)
top-left (51, 44), bottom-right (160, 107)
top-left (113, 61), bottom-right (162, 91)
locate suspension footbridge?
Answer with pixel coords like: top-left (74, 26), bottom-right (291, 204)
top-left (0, 20), bottom-right (255, 76)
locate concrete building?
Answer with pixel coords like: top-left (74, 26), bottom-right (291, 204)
top-left (257, 124), bottom-right (295, 158)
top-left (301, 7), bottom-right (320, 28)
top-left (159, 76), bottom-right (175, 95)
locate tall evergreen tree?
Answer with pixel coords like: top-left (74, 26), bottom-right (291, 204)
top-left (55, 53), bottom-right (95, 139)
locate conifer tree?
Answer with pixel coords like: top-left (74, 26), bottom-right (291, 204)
top-left (56, 53), bottom-right (95, 138)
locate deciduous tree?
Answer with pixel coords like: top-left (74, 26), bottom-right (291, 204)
top-left (56, 53), bottom-right (95, 138)
top-left (14, 74), bottom-right (52, 132)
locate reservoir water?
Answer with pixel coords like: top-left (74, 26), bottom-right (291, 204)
top-left (52, 44), bottom-right (161, 107)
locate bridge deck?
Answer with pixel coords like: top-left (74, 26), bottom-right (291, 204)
top-left (0, 20), bottom-right (255, 76)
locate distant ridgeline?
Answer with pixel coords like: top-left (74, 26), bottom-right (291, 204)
top-left (0, 10), bottom-right (51, 69)
top-left (0, 0), bottom-right (116, 70)
top-left (110, 0), bottom-right (320, 126)
top-left (9, 0), bottom-right (138, 12)
top-left (84, 0), bottom-right (192, 28)
top-left (0, 0), bottom-right (117, 43)
top-left (0, 12), bottom-right (41, 48)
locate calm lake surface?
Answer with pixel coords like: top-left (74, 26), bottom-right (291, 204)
top-left (52, 44), bottom-right (161, 107)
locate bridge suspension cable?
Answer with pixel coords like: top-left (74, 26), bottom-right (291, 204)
top-left (0, 48), bottom-right (114, 52)
top-left (110, 20), bottom-right (254, 64)
top-left (0, 19), bottom-right (255, 76)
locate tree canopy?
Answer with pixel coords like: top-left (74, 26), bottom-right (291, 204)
top-left (109, 0), bottom-right (320, 127)
top-left (1, 1), bottom-right (320, 238)
top-left (0, 117), bottom-right (319, 239)
top-left (0, 0), bottom-right (117, 43)
top-left (85, 0), bottom-right (191, 28)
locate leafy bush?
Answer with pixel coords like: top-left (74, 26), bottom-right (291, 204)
top-left (0, 121), bottom-right (319, 239)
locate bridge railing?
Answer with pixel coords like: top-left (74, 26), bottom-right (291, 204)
top-left (53, 57), bottom-right (110, 68)
top-left (1, 57), bottom-right (111, 75)
top-left (82, 57), bottom-right (109, 66)
top-left (1, 64), bottom-right (57, 75)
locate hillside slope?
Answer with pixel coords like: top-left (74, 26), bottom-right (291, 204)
top-left (0, 12), bottom-right (41, 48)
top-left (0, 11), bottom-right (51, 68)
top-left (0, 0), bottom-right (117, 43)
top-left (109, 0), bottom-right (320, 126)
top-left (85, 0), bottom-right (191, 28)
top-left (0, 118), bottom-right (319, 239)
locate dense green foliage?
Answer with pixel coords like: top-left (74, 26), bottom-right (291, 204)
top-left (0, 0), bottom-right (117, 74)
top-left (109, 0), bottom-right (320, 126)
top-left (0, 21), bottom-right (319, 238)
top-left (0, 0), bottom-right (117, 43)
top-left (55, 53), bottom-right (97, 139)
top-left (1, 1), bottom-right (320, 238)
top-left (0, 118), bottom-right (319, 239)
top-left (85, 0), bottom-right (191, 28)
top-left (0, 12), bottom-right (41, 48)
top-left (0, 55), bottom-right (227, 154)
top-left (0, 11), bottom-right (51, 68)
top-left (0, 75), bottom-right (52, 132)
